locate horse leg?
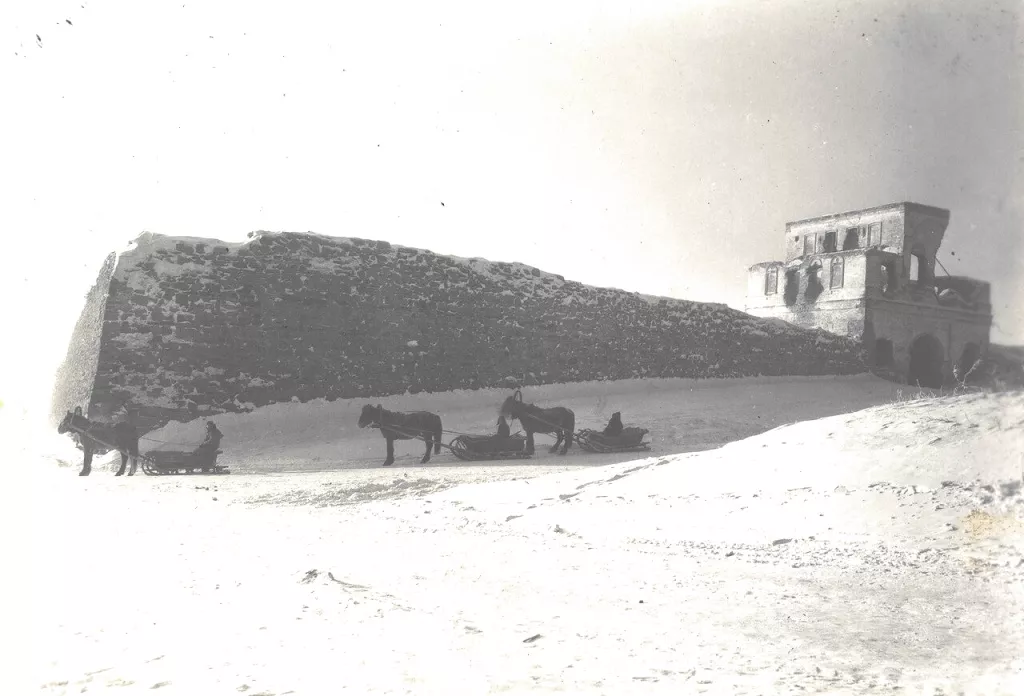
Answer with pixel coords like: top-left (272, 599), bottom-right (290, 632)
top-left (421, 437), bottom-right (432, 464)
top-left (384, 437), bottom-right (395, 467)
top-left (525, 430), bottom-right (535, 455)
top-left (549, 431), bottom-right (563, 454)
top-left (115, 451), bottom-right (128, 476)
top-left (561, 414), bottom-right (575, 454)
top-left (128, 453), bottom-right (138, 476)
top-left (80, 448), bottom-right (93, 477)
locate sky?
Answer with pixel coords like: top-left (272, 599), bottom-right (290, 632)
top-left (1, 0), bottom-right (1021, 418)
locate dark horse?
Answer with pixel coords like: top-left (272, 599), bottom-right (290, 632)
top-left (499, 389), bottom-right (575, 455)
top-left (357, 404), bottom-right (443, 467)
top-left (57, 407), bottom-right (140, 477)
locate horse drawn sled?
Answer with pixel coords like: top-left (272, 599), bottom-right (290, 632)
top-left (140, 448), bottom-right (230, 475)
top-left (574, 410), bottom-right (651, 454)
top-left (575, 426), bottom-right (651, 453)
top-left (448, 432), bottom-right (531, 461)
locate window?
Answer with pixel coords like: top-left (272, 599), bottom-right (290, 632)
top-left (842, 228), bottom-right (859, 250)
top-left (765, 267), bottom-right (778, 295)
top-left (909, 254), bottom-right (920, 282)
top-left (830, 256), bottom-right (844, 288)
top-left (866, 222), bottom-right (880, 246)
top-left (784, 269), bottom-right (799, 306)
top-left (805, 264), bottom-right (824, 302)
top-left (823, 231), bottom-right (838, 252)
top-left (880, 261), bottom-right (897, 296)
top-left (803, 234), bottom-right (815, 256)
top-left (875, 339), bottom-right (894, 367)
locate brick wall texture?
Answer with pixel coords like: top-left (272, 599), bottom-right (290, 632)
top-left (51, 231), bottom-right (868, 431)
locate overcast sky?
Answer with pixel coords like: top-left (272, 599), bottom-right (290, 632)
top-left (1, 0), bottom-right (1021, 415)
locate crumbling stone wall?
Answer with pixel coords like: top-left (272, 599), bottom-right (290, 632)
top-left (50, 252), bottom-right (117, 424)
top-left (54, 231), bottom-right (867, 431)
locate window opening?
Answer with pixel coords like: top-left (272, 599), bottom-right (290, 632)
top-left (830, 256), bottom-right (844, 289)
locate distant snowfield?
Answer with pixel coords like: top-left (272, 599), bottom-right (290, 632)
top-left (4, 375), bottom-right (1024, 695)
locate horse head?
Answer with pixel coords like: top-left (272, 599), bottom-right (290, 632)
top-left (57, 406), bottom-right (84, 435)
top-left (357, 404), bottom-right (383, 429)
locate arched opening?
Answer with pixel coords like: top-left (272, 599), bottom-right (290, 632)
top-left (956, 343), bottom-right (982, 382)
top-left (805, 264), bottom-right (823, 302)
top-left (830, 256), bottom-right (844, 289)
top-left (764, 267), bottom-right (778, 295)
top-left (783, 269), bottom-right (799, 306)
top-left (908, 333), bottom-right (945, 389)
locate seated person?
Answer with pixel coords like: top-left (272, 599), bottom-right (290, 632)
top-left (196, 421), bottom-right (223, 458)
top-left (496, 416), bottom-right (511, 438)
top-left (602, 411), bottom-right (623, 437)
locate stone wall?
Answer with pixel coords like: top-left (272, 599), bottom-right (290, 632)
top-left (50, 252), bottom-right (117, 423)
top-left (52, 231), bottom-right (868, 432)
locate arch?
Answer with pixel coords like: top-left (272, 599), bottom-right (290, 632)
top-left (764, 267), bottom-right (778, 295)
top-left (908, 333), bottom-right (945, 389)
top-left (783, 269), bottom-right (799, 306)
top-left (830, 256), bottom-right (844, 289)
top-left (804, 262), bottom-right (823, 302)
top-left (956, 343), bottom-right (982, 382)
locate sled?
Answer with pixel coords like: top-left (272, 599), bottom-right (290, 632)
top-left (141, 449), bottom-right (230, 475)
top-left (448, 433), bottom-right (532, 462)
top-left (575, 427), bottom-right (651, 454)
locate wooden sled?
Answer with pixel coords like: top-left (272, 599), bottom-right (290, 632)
top-left (141, 449), bottom-right (230, 475)
top-left (575, 427), bottom-right (651, 454)
top-left (448, 433), bottom-right (532, 462)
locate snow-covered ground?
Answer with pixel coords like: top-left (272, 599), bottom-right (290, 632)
top-left (4, 375), bottom-right (1024, 695)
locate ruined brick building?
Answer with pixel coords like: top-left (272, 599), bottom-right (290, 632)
top-left (745, 202), bottom-right (992, 388)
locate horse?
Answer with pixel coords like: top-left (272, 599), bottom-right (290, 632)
top-left (357, 404), bottom-right (443, 467)
top-left (57, 406), bottom-right (140, 477)
top-left (499, 389), bottom-right (575, 455)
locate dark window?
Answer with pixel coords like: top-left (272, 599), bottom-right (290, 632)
top-left (784, 269), bottom-right (799, 306)
top-left (805, 265), bottom-right (824, 302)
top-left (823, 231), bottom-right (838, 252)
top-left (765, 267), bottom-right (778, 295)
top-left (830, 256), bottom-right (844, 289)
top-left (842, 228), bottom-right (859, 250)
top-left (803, 234), bottom-right (815, 256)
top-left (875, 339), bottom-right (894, 367)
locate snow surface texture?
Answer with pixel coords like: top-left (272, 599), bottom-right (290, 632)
top-left (58, 230), bottom-right (866, 431)
top-left (6, 375), bottom-right (1024, 694)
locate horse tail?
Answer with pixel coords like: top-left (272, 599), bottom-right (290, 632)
top-left (433, 415), bottom-right (442, 454)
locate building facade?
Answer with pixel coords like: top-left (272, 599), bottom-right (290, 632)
top-left (745, 202), bottom-right (992, 388)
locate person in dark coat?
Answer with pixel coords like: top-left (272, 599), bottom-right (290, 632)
top-left (602, 411), bottom-right (623, 437)
top-left (496, 416), bottom-right (511, 439)
top-left (197, 421), bottom-right (223, 456)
